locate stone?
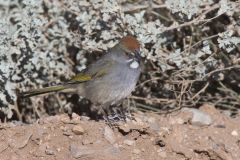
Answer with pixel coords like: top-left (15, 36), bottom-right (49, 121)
top-left (183, 108), bottom-right (212, 126)
top-left (70, 145), bottom-right (95, 158)
top-left (104, 126), bottom-right (116, 144)
top-left (231, 130), bottom-right (238, 136)
top-left (72, 125), bottom-right (85, 135)
top-left (133, 149), bottom-right (141, 154)
top-left (123, 139), bottom-right (135, 146)
top-left (45, 148), bottom-right (55, 155)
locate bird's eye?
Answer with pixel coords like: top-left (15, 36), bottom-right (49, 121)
top-left (124, 51), bottom-right (132, 57)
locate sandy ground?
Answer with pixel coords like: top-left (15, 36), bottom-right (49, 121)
top-left (0, 104), bottom-right (239, 160)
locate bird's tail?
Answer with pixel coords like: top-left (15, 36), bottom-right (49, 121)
top-left (21, 85), bottom-right (66, 98)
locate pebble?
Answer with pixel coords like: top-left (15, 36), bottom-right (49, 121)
top-left (158, 150), bottom-right (167, 158)
top-left (82, 139), bottom-right (94, 145)
top-left (147, 117), bottom-right (156, 123)
top-left (61, 114), bottom-right (81, 124)
top-left (72, 113), bottom-right (80, 120)
top-left (149, 122), bottom-right (160, 132)
top-left (104, 126), bottom-right (116, 144)
top-left (231, 130), bottom-right (238, 136)
top-left (123, 139), bottom-right (135, 146)
top-left (133, 149), bottom-right (141, 154)
top-left (118, 124), bottom-right (131, 133)
top-left (63, 131), bottom-right (72, 136)
top-left (70, 145), bottom-right (95, 158)
top-left (155, 139), bottom-right (166, 147)
top-left (176, 118), bottom-right (184, 124)
top-left (45, 148), bottom-right (55, 155)
top-left (183, 108), bottom-right (212, 126)
top-left (141, 135), bottom-right (148, 139)
top-left (80, 116), bottom-right (90, 121)
top-left (60, 116), bottom-right (71, 124)
top-left (72, 125), bottom-right (85, 135)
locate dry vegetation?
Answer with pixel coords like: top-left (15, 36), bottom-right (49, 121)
top-left (0, 0), bottom-right (239, 122)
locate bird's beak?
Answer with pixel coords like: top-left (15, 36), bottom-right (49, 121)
top-left (134, 49), bottom-right (141, 61)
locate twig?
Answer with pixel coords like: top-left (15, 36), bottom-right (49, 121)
top-left (151, 10), bottom-right (171, 22)
top-left (123, 4), bottom-right (166, 12)
top-left (202, 65), bottom-right (240, 80)
top-left (190, 82), bottom-right (209, 100)
top-left (136, 77), bottom-right (162, 88)
top-left (11, 104), bottom-right (22, 122)
top-left (136, 102), bottom-right (182, 114)
top-left (163, 3), bottom-right (221, 32)
top-left (181, 34), bottom-right (219, 54)
top-left (135, 102), bottom-right (163, 112)
top-left (0, 144), bottom-right (9, 154)
top-left (172, 65), bottom-right (239, 83)
top-left (130, 96), bottom-right (175, 103)
top-left (218, 82), bottom-right (240, 102)
top-left (18, 133), bottom-right (33, 149)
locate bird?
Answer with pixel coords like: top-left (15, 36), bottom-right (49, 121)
top-left (21, 36), bottom-right (142, 112)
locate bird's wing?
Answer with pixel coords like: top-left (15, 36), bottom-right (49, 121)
top-left (20, 55), bottom-right (116, 98)
top-left (70, 73), bottom-right (92, 82)
top-left (68, 56), bottom-right (116, 84)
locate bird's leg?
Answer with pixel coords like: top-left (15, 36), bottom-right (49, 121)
top-left (109, 99), bottom-right (133, 122)
top-left (110, 105), bottom-right (126, 122)
top-left (92, 103), bottom-right (114, 127)
top-left (121, 99), bottom-right (135, 121)
top-left (101, 107), bottom-right (115, 128)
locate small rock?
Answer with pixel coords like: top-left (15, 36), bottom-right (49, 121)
top-left (123, 139), bottom-right (135, 146)
top-left (72, 125), bottom-right (85, 135)
top-left (222, 110), bottom-right (232, 117)
top-left (60, 126), bottom-right (66, 131)
top-left (147, 117), bottom-right (156, 123)
top-left (183, 108), bottom-right (212, 126)
top-left (82, 139), bottom-right (94, 145)
top-left (176, 118), bottom-right (184, 124)
top-left (63, 131), bottom-right (72, 136)
top-left (70, 113), bottom-right (81, 124)
top-left (158, 150), bottom-right (167, 158)
top-left (104, 145), bottom-right (121, 155)
top-left (104, 126), bottom-right (116, 144)
top-left (13, 132), bottom-right (33, 149)
top-left (133, 149), bottom-right (141, 154)
top-left (72, 113), bottom-right (80, 119)
top-left (141, 135), bottom-right (148, 139)
top-left (45, 148), bottom-right (55, 155)
top-left (155, 139), bottom-right (166, 147)
top-left (70, 145), bottom-right (95, 158)
top-left (118, 124), bottom-right (131, 133)
top-left (149, 122), bottom-right (160, 132)
top-left (60, 116), bottom-right (71, 124)
top-left (80, 116), bottom-right (90, 121)
top-left (231, 130), bottom-right (238, 136)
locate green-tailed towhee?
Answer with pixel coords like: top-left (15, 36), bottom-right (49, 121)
top-left (22, 36), bottom-right (142, 108)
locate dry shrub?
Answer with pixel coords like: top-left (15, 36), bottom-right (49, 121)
top-left (0, 0), bottom-right (239, 122)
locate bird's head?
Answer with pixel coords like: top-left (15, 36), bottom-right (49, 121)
top-left (117, 36), bottom-right (141, 60)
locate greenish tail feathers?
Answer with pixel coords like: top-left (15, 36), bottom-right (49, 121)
top-left (21, 85), bottom-right (66, 98)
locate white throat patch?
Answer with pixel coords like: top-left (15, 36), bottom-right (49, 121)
top-left (129, 60), bottom-right (139, 69)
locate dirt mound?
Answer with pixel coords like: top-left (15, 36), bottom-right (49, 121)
top-left (0, 104), bottom-right (239, 160)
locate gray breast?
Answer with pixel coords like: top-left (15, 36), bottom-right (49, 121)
top-left (84, 61), bottom-right (141, 106)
